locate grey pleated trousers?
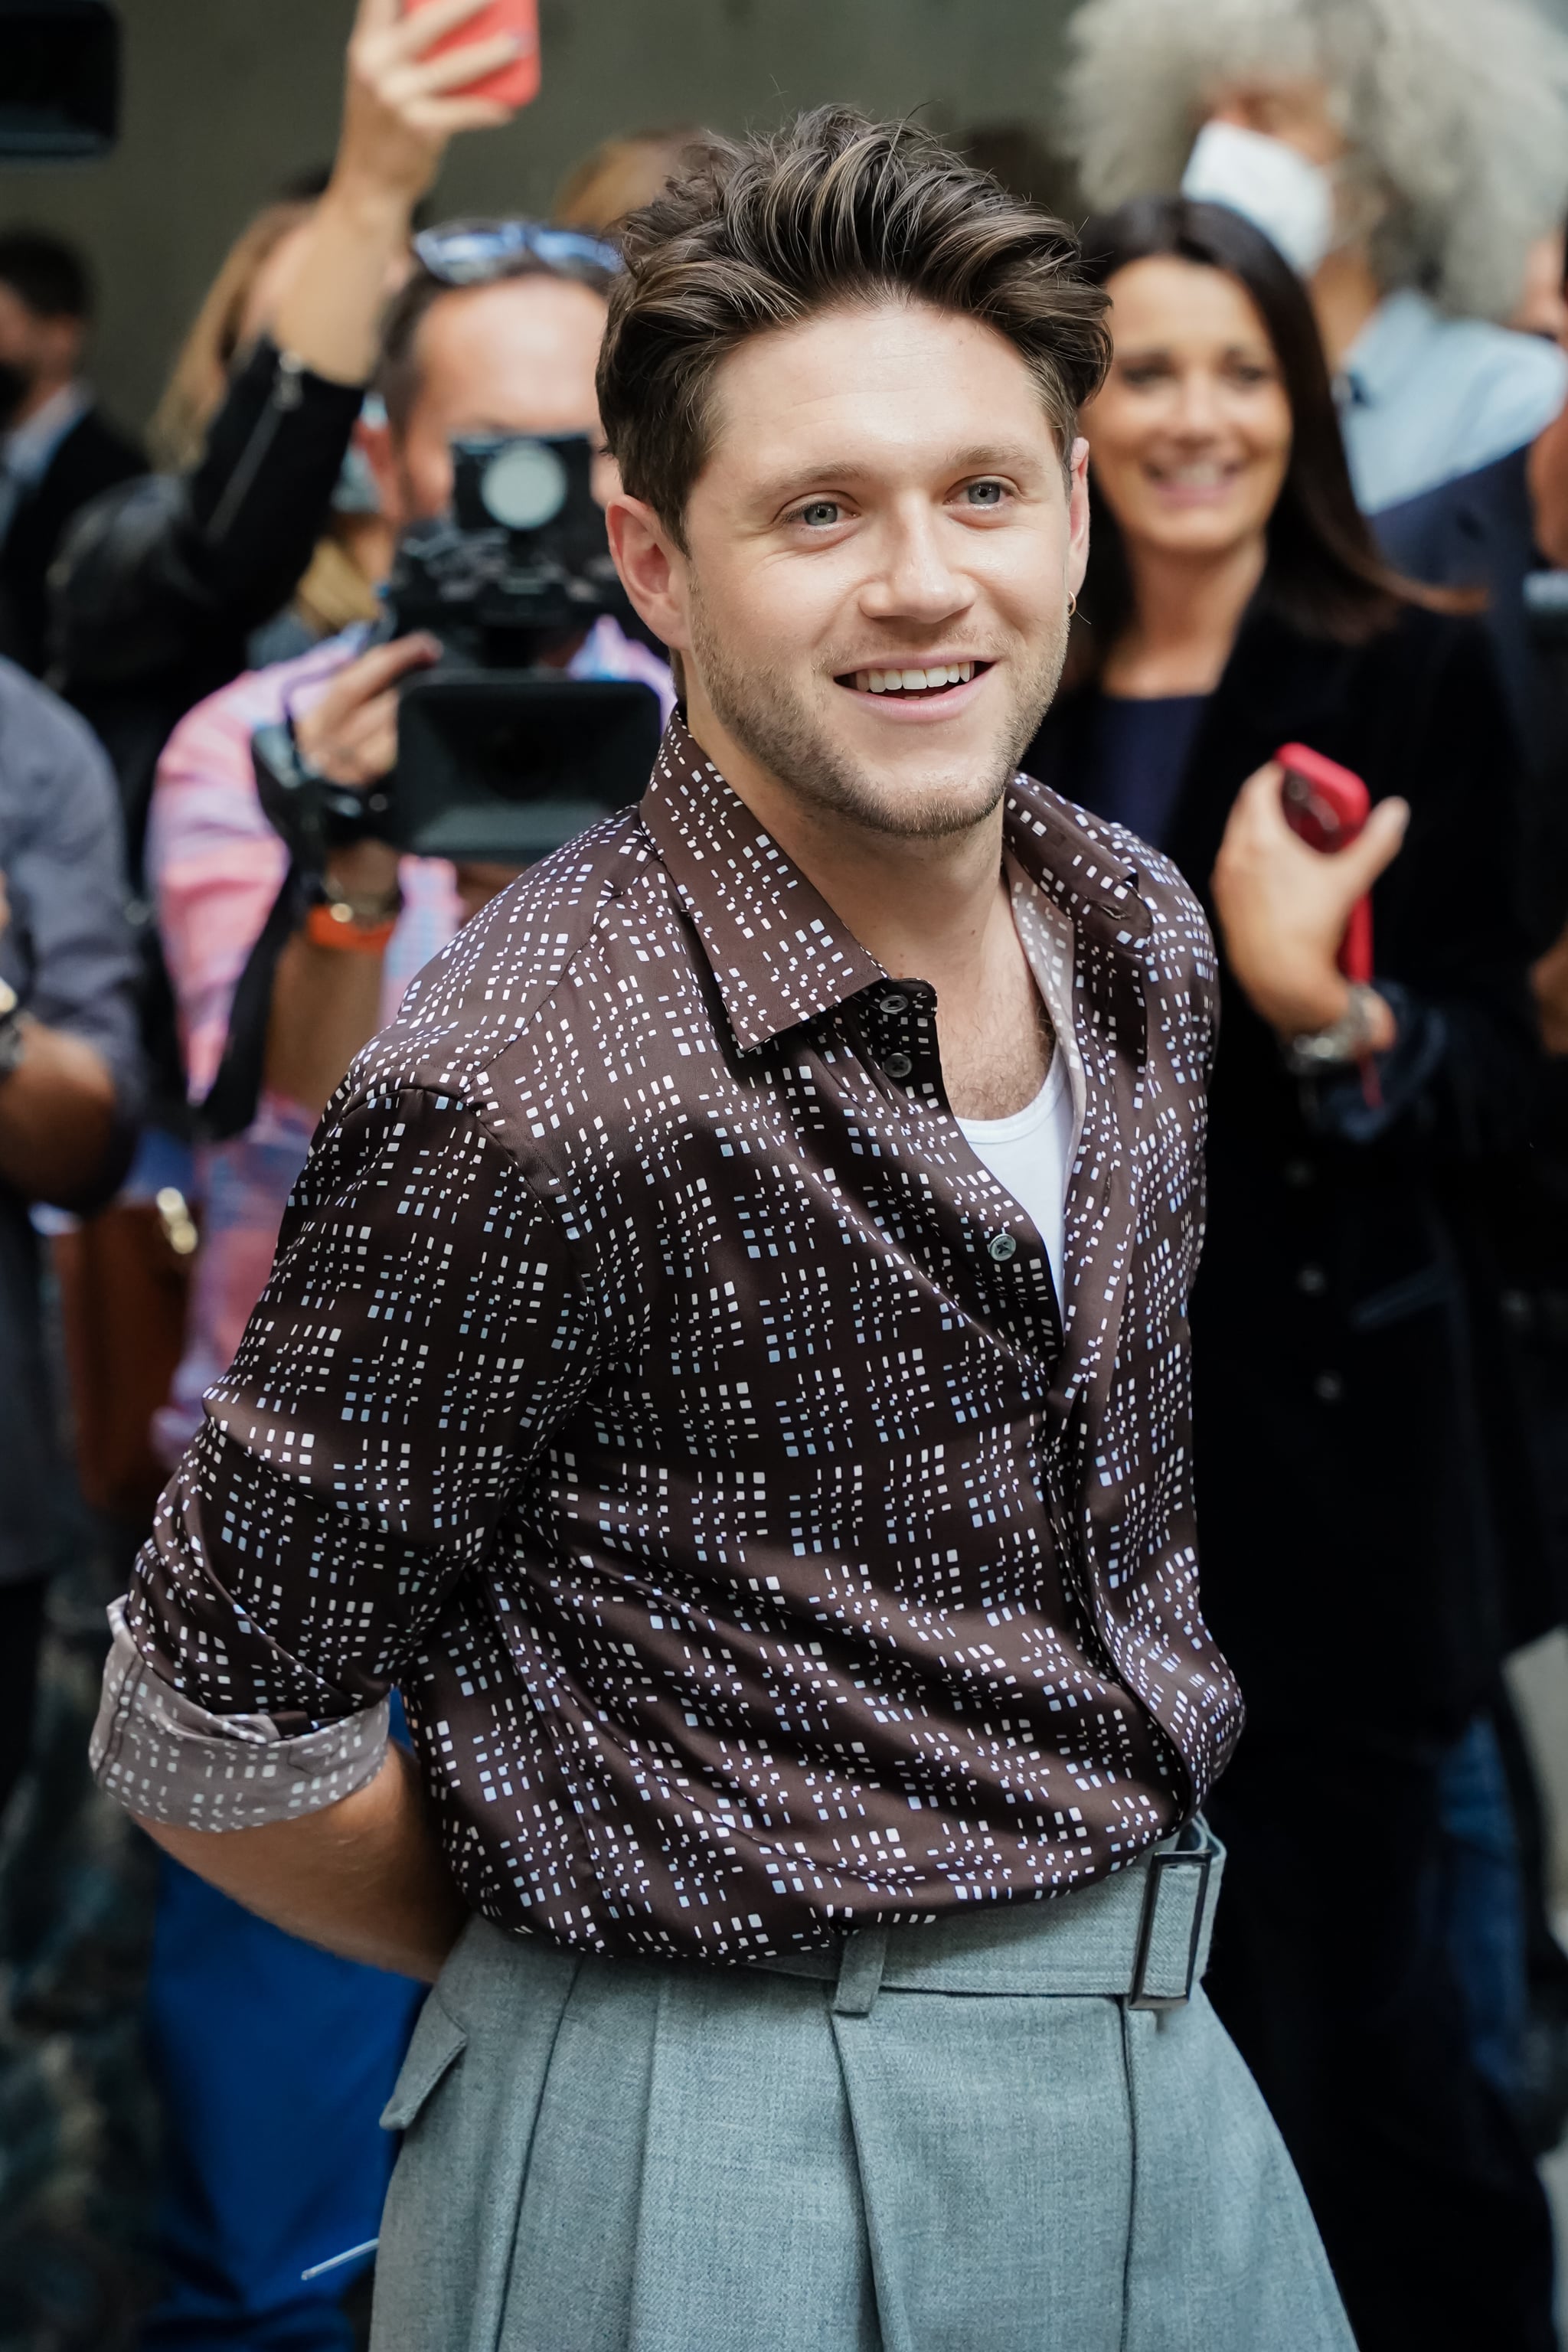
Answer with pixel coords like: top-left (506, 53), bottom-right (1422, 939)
top-left (369, 1828), bottom-right (1354, 2352)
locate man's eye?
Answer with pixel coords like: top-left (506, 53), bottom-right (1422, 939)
top-left (964, 480), bottom-right (1008, 508)
top-left (795, 500), bottom-right (842, 528)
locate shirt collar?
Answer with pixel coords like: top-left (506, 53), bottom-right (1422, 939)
top-left (639, 714), bottom-right (1150, 1055)
top-left (1, 378), bottom-right (90, 485)
top-left (1338, 289), bottom-right (1439, 411)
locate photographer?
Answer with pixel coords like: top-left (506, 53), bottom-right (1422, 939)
top-left (52, 0), bottom-right (528, 870)
top-left (139, 224), bottom-right (668, 2350)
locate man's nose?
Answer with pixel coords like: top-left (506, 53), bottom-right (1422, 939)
top-left (860, 504), bottom-right (974, 624)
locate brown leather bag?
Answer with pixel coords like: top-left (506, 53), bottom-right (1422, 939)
top-left (51, 1187), bottom-right (197, 1524)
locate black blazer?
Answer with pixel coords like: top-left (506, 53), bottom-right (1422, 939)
top-left (1026, 603), bottom-right (1537, 1740)
top-left (0, 403), bottom-right (142, 677)
top-left (1374, 443), bottom-right (1568, 951)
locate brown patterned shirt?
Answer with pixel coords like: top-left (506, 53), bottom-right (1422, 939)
top-left (92, 715), bottom-right (1242, 1963)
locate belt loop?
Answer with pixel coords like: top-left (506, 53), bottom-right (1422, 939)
top-left (1128, 1844), bottom-right (1213, 2011)
top-left (832, 1926), bottom-right (888, 2017)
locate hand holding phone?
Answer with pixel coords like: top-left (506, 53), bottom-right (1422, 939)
top-left (404, 0), bottom-right (540, 109)
top-left (1276, 741), bottom-right (1374, 985)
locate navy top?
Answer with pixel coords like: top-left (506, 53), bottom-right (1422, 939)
top-left (0, 658), bottom-right (141, 1583)
top-left (1080, 692), bottom-right (1207, 852)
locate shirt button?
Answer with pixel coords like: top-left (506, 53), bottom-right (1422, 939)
top-left (1313, 1371), bottom-right (1344, 1403)
top-left (988, 1233), bottom-right (1018, 1262)
top-left (1296, 1265), bottom-right (1326, 1295)
top-left (1284, 1158), bottom-right (1314, 1189)
top-left (877, 990), bottom-right (910, 1016)
top-left (884, 1051), bottom-right (913, 1081)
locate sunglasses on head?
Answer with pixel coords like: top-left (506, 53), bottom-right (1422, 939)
top-left (412, 218), bottom-right (622, 288)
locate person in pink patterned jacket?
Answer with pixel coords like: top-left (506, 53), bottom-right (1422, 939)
top-left (137, 225), bottom-right (670, 2347)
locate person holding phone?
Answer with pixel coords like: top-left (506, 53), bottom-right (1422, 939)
top-left (1021, 196), bottom-right (1551, 2352)
top-left (98, 12), bottom-right (548, 2350)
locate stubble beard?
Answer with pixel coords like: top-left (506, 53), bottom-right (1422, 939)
top-left (688, 586), bottom-right (1070, 843)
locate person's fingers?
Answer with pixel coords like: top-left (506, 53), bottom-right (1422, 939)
top-left (400, 31), bottom-right (528, 98)
top-left (1341, 796), bottom-right (1410, 893)
top-left (331, 689), bottom-right (403, 750)
top-left (378, 0), bottom-right (496, 66)
top-left (1214, 761), bottom-right (1285, 863)
top-left (352, 0), bottom-right (403, 40)
top-left (403, 94), bottom-right (518, 132)
top-left (1234, 759), bottom-right (1289, 836)
top-left (302, 694), bottom-right (402, 785)
top-left (328, 634), bottom-right (442, 709)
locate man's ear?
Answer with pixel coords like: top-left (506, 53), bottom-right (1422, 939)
top-left (43, 313), bottom-right (85, 384)
top-left (357, 405), bottom-right (405, 532)
top-left (1067, 435), bottom-right (1091, 598)
top-left (606, 492), bottom-right (691, 654)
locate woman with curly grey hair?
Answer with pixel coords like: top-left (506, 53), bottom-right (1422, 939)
top-left (1060, 0), bottom-right (1568, 515)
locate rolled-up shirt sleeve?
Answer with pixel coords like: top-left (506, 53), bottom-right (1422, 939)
top-left (91, 1075), bottom-right (594, 1829)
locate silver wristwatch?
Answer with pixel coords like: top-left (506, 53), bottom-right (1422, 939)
top-left (1285, 983), bottom-right (1381, 1076)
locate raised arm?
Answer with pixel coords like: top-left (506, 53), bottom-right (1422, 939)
top-left (56, 0), bottom-right (527, 679)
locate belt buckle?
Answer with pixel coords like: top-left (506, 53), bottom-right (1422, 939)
top-left (1128, 1845), bottom-right (1212, 2011)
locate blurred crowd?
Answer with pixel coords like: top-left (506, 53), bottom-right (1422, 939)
top-left (5, 0), bottom-right (1568, 2345)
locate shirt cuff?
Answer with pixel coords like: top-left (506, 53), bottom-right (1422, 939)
top-left (90, 1599), bottom-right (390, 1831)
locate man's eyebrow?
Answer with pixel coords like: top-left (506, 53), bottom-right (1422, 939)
top-left (747, 443), bottom-right (1050, 508)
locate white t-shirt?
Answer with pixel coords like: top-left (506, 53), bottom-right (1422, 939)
top-left (956, 1044), bottom-right (1074, 1303)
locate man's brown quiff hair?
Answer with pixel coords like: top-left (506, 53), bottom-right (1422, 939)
top-left (597, 106), bottom-right (1112, 547)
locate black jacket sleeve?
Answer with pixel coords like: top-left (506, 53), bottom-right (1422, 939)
top-left (50, 338), bottom-right (364, 694)
top-left (1310, 613), bottom-right (1539, 1158)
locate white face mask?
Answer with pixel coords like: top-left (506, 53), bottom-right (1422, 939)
top-left (1180, 119), bottom-right (1334, 277)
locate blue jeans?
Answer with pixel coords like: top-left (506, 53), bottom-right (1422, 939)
top-left (139, 1853), bottom-right (423, 2351)
top-left (1437, 1710), bottom-right (1528, 2105)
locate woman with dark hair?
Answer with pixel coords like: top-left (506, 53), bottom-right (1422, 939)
top-left (1024, 196), bottom-right (1553, 2352)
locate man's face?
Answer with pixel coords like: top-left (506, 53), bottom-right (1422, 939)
top-left (371, 274), bottom-right (612, 533)
top-left (1204, 77), bottom-right (1348, 171)
top-left (0, 283), bottom-right (81, 426)
top-left (648, 298), bottom-right (1087, 842)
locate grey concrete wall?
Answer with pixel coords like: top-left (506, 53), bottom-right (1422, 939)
top-left (0, 0), bottom-right (1077, 436)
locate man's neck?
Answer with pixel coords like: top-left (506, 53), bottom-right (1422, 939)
top-left (8, 370), bottom-right (77, 433)
top-left (681, 693), bottom-right (1009, 995)
top-left (1105, 531), bottom-right (1265, 700)
top-left (1308, 249), bottom-right (1382, 376)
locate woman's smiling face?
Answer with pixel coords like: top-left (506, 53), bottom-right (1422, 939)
top-left (1083, 254), bottom-right (1293, 564)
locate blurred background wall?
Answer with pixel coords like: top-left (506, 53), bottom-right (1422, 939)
top-left (0, 0), bottom-right (1081, 433)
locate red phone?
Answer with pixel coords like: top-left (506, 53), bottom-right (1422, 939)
top-left (406, 0), bottom-right (540, 109)
top-left (1276, 741), bottom-right (1373, 985)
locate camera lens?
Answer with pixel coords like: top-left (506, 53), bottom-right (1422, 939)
top-left (482, 439), bottom-right (567, 530)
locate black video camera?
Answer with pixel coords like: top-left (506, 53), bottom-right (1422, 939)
top-left (384, 432), bottom-right (662, 863)
top-left (254, 431), bottom-right (664, 873)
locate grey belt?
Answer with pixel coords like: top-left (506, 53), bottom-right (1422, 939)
top-left (749, 1816), bottom-right (1223, 2019)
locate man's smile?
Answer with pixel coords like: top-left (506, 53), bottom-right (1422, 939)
top-left (835, 657), bottom-right (994, 707)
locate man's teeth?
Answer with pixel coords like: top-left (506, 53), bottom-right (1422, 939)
top-left (854, 662), bottom-right (976, 694)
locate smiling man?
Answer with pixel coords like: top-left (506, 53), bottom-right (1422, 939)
top-left (91, 111), bottom-right (1353, 2351)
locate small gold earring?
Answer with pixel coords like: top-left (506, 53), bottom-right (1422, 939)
top-left (1067, 592), bottom-right (1078, 620)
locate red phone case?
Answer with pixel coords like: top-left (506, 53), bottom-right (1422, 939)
top-left (1276, 741), bottom-right (1374, 985)
top-left (405, 0), bottom-right (540, 109)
